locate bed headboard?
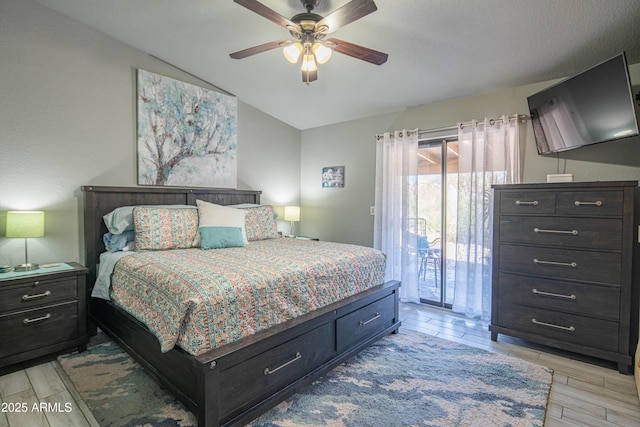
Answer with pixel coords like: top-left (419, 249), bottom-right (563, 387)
top-left (81, 185), bottom-right (262, 292)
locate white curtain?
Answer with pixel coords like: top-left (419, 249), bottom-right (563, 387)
top-left (451, 116), bottom-right (522, 320)
top-left (373, 129), bottom-right (420, 303)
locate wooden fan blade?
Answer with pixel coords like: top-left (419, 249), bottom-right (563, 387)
top-left (233, 0), bottom-right (295, 29)
top-left (230, 39), bottom-right (290, 59)
top-left (316, 0), bottom-right (377, 34)
top-left (326, 38), bottom-right (388, 65)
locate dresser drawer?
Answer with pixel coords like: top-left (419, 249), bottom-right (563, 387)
top-left (497, 302), bottom-right (618, 352)
top-left (499, 244), bottom-right (620, 284)
top-left (498, 216), bottom-right (622, 250)
top-left (336, 293), bottom-right (396, 352)
top-left (499, 191), bottom-right (555, 214)
top-left (0, 277), bottom-right (78, 313)
top-left (0, 302), bottom-right (79, 358)
top-left (556, 191), bottom-right (624, 216)
top-left (218, 322), bottom-right (334, 419)
top-left (497, 272), bottom-right (620, 320)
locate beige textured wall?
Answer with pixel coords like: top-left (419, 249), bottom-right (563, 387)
top-left (0, 0), bottom-right (300, 266)
top-left (300, 65), bottom-right (640, 246)
top-left (300, 113), bottom-right (400, 246)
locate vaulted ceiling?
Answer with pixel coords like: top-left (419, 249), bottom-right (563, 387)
top-left (35, 0), bottom-right (640, 130)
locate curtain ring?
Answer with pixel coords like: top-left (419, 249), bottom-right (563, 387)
top-left (488, 119), bottom-right (496, 126)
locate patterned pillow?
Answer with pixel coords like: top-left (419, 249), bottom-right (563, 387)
top-left (103, 204), bottom-right (195, 234)
top-left (243, 205), bottom-right (279, 241)
top-left (133, 207), bottom-right (199, 251)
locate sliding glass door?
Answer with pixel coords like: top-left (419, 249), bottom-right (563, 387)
top-left (416, 138), bottom-right (458, 307)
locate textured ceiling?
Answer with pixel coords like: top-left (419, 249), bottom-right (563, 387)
top-left (35, 0), bottom-right (640, 130)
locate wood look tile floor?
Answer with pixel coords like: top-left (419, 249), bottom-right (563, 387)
top-left (1, 303), bottom-right (639, 426)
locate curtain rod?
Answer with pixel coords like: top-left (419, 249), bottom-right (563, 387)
top-left (376, 114), bottom-right (528, 140)
top-left (417, 114), bottom-right (529, 138)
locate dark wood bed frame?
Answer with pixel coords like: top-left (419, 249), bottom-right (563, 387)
top-left (82, 185), bottom-right (401, 427)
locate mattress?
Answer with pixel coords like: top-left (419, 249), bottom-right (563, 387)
top-left (109, 238), bottom-right (386, 356)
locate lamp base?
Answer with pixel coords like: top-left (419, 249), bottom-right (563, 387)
top-left (14, 263), bottom-right (39, 272)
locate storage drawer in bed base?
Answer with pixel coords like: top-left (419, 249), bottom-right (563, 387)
top-left (90, 280), bottom-right (401, 427)
top-left (219, 322), bottom-right (335, 420)
top-left (337, 293), bottom-right (396, 352)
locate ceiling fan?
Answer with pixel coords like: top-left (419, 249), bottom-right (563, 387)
top-left (230, 0), bottom-right (388, 84)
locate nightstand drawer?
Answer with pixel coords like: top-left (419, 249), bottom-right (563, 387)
top-left (0, 302), bottom-right (79, 359)
top-left (0, 277), bottom-right (78, 313)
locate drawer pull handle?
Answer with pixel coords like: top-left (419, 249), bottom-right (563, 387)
top-left (574, 200), bottom-right (602, 207)
top-left (264, 352), bottom-right (302, 375)
top-left (23, 313), bottom-right (52, 324)
top-left (515, 200), bottom-right (539, 206)
top-left (532, 318), bottom-right (575, 332)
top-left (359, 312), bottom-right (381, 326)
top-left (532, 288), bottom-right (577, 300)
top-left (533, 258), bottom-right (577, 268)
top-left (22, 290), bottom-right (51, 301)
top-left (533, 228), bottom-right (578, 236)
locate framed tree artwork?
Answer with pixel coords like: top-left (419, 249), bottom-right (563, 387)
top-left (136, 69), bottom-right (237, 188)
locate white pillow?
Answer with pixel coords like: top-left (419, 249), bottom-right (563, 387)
top-left (196, 199), bottom-right (248, 244)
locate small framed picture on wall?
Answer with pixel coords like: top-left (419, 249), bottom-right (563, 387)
top-left (322, 166), bottom-right (345, 188)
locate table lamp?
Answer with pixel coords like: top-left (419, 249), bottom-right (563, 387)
top-left (284, 206), bottom-right (300, 237)
top-left (6, 210), bottom-right (45, 271)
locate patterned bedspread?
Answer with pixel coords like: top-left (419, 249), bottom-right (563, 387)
top-left (110, 238), bottom-right (386, 356)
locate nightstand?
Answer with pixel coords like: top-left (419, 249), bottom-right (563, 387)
top-left (0, 262), bottom-right (89, 369)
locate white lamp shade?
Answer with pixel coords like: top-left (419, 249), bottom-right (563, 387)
top-left (283, 42), bottom-right (303, 63)
top-left (284, 206), bottom-right (300, 222)
top-left (313, 43), bottom-right (332, 64)
top-left (6, 211), bottom-right (45, 238)
top-left (300, 53), bottom-right (317, 72)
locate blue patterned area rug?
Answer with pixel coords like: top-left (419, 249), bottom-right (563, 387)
top-left (58, 330), bottom-right (552, 427)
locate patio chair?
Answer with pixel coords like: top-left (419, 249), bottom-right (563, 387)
top-left (407, 218), bottom-right (428, 276)
top-left (426, 237), bottom-right (441, 288)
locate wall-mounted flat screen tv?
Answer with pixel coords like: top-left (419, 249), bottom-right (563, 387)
top-left (528, 52), bottom-right (639, 155)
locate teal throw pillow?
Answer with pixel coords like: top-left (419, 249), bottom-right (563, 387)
top-left (199, 226), bottom-right (245, 250)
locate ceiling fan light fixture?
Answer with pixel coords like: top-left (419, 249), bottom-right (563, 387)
top-left (301, 52), bottom-right (317, 72)
top-left (230, 0), bottom-right (388, 84)
top-left (302, 68), bottom-right (318, 84)
top-left (312, 42), bottom-right (332, 64)
top-left (283, 42), bottom-right (303, 63)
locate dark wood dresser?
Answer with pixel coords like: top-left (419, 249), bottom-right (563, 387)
top-left (490, 181), bottom-right (639, 373)
top-left (0, 262), bottom-right (88, 369)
